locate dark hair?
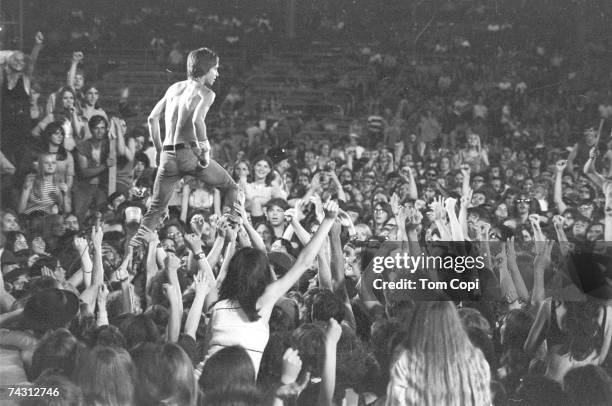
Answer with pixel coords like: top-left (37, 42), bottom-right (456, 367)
top-left (557, 300), bottom-right (606, 360)
top-left (41, 121), bottom-right (68, 160)
top-left (117, 314), bottom-right (160, 350)
top-left (218, 248), bottom-right (272, 321)
top-left (232, 159), bottom-right (251, 182)
top-left (186, 47), bottom-right (218, 79)
top-left (290, 323), bottom-right (326, 377)
top-left (199, 346), bottom-right (256, 395)
top-left (252, 156), bottom-right (276, 186)
top-left (132, 343), bottom-right (197, 406)
top-left (4, 230), bottom-right (26, 253)
top-left (53, 87), bottom-right (78, 115)
top-left (83, 84), bottom-right (101, 108)
top-left (29, 328), bottom-right (83, 381)
top-left (201, 384), bottom-right (263, 406)
top-left (564, 365), bottom-right (612, 406)
top-left (501, 309), bottom-right (534, 351)
top-left (309, 289), bottom-right (345, 323)
top-left (134, 151), bottom-right (150, 168)
top-left (87, 115), bottom-right (108, 133)
top-left (88, 324), bottom-right (127, 348)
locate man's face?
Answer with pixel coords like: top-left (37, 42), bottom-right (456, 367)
top-left (267, 205), bottom-right (285, 226)
top-left (587, 224), bottom-right (604, 241)
top-left (578, 203), bottom-right (594, 219)
top-left (304, 152), bottom-right (316, 166)
top-left (573, 220), bottom-right (588, 237)
top-left (204, 61), bottom-right (219, 86)
top-left (74, 74), bottom-right (85, 90)
top-left (92, 121), bottom-right (107, 140)
top-left (472, 192), bottom-right (486, 206)
top-left (64, 215), bottom-right (79, 231)
top-left (166, 226), bottom-right (185, 250)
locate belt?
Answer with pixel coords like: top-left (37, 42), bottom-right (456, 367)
top-left (162, 142), bottom-right (199, 151)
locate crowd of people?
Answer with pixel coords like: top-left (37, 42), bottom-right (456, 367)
top-left (3, 1), bottom-right (612, 404)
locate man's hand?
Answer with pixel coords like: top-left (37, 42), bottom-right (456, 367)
top-left (323, 200), bottom-right (339, 220)
top-left (194, 140), bottom-right (211, 168)
top-left (164, 252), bottom-right (181, 272)
top-left (23, 174), bottom-right (36, 191)
top-left (555, 159), bottom-right (567, 174)
top-left (34, 32), bottom-right (44, 45)
top-left (91, 225), bottom-right (103, 248)
top-left (280, 348), bottom-right (303, 385)
top-left (72, 51), bottom-right (84, 63)
top-left (460, 164), bottom-right (471, 178)
top-left (184, 233), bottom-right (202, 254)
top-left (589, 146), bottom-right (600, 160)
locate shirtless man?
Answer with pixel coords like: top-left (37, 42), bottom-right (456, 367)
top-left (131, 47), bottom-right (237, 244)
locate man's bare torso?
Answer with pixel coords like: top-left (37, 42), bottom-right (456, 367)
top-left (163, 80), bottom-right (203, 146)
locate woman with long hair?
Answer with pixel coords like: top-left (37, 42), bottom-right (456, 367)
top-left (456, 132), bottom-right (489, 173)
top-left (18, 152), bottom-right (70, 215)
top-left (40, 121), bottom-right (75, 196)
top-left (73, 345), bottom-right (136, 406)
top-left (203, 201), bottom-right (339, 373)
top-left (386, 301), bottom-right (492, 405)
top-left (243, 156), bottom-right (287, 220)
top-left (525, 295), bottom-right (612, 383)
top-left (131, 343), bottom-right (197, 406)
top-left (32, 87), bottom-right (86, 148)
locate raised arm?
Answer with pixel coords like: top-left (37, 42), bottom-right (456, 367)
top-left (553, 160), bottom-right (568, 214)
top-left (259, 201), bottom-right (339, 310)
top-left (584, 147), bottom-right (605, 188)
top-left (67, 51), bottom-right (83, 88)
top-left (566, 143), bottom-right (578, 174)
top-left (27, 32), bottom-right (44, 78)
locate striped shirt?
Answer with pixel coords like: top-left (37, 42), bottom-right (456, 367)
top-left (24, 177), bottom-right (61, 214)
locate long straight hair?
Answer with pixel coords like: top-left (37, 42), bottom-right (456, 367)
top-left (73, 345), bottom-right (136, 406)
top-left (401, 301), bottom-right (488, 405)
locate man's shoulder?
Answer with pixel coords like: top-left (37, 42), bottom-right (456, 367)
top-left (167, 80), bottom-right (189, 94)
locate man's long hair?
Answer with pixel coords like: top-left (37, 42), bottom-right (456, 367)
top-left (186, 48), bottom-right (218, 80)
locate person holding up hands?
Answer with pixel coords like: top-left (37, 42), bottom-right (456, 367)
top-left (204, 200), bottom-right (340, 373)
top-left (1, 31), bottom-right (44, 163)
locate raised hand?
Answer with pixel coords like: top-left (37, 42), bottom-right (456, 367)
top-left (184, 233), bottom-right (202, 254)
top-left (91, 225), bottom-right (103, 248)
top-left (461, 188), bottom-right (473, 207)
top-left (460, 164), bottom-right (471, 178)
top-left (34, 32), bottom-right (44, 44)
top-left (552, 214), bottom-right (564, 229)
top-left (589, 146), bottom-right (600, 160)
top-left (325, 318), bottom-right (342, 344)
top-left (23, 174), bottom-right (36, 191)
top-left (444, 197), bottom-right (457, 213)
top-left (323, 200), bottom-right (339, 220)
top-left (164, 251), bottom-right (181, 271)
top-left (72, 51), bottom-right (84, 63)
top-left (73, 236), bottom-right (88, 252)
top-left (390, 193), bottom-right (401, 217)
top-left (555, 159), bottom-right (567, 173)
top-left (406, 207), bottom-right (423, 230)
top-left (280, 348), bottom-right (303, 384)
top-left (97, 284), bottom-right (109, 309)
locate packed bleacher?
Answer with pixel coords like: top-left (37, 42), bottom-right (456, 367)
top-left (2, 0), bottom-right (612, 405)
